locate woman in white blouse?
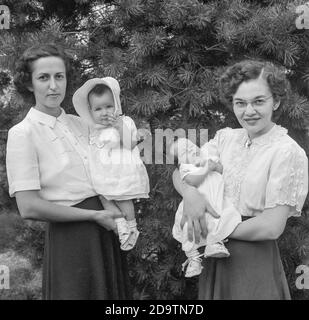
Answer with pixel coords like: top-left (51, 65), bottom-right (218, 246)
top-left (173, 60), bottom-right (308, 299)
top-left (6, 44), bottom-right (132, 299)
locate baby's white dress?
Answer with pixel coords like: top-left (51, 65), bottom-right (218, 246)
top-left (88, 116), bottom-right (149, 200)
top-left (172, 153), bottom-right (242, 252)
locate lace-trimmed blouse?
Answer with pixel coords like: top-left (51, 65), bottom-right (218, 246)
top-left (201, 125), bottom-right (308, 217)
top-left (6, 107), bottom-right (97, 206)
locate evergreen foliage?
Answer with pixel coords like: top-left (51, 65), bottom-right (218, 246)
top-left (1, 0), bottom-right (309, 299)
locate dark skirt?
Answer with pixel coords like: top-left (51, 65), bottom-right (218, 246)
top-left (42, 196), bottom-right (132, 300)
top-left (198, 218), bottom-right (291, 300)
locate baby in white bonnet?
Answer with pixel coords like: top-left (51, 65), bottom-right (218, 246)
top-left (73, 77), bottom-right (149, 251)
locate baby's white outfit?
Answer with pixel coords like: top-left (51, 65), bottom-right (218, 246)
top-left (173, 145), bottom-right (242, 276)
top-left (88, 117), bottom-right (149, 201)
top-left (173, 160), bottom-right (241, 251)
top-left (72, 76), bottom-right (149, 251)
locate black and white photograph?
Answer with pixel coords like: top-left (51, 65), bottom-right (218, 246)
top-left (1, 0), bottom-right (309, 305)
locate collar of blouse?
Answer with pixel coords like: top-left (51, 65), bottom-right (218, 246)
top-left (240, 124), bottom-right (287, 148)
top-left (28, 107), bottom-right (68, 129)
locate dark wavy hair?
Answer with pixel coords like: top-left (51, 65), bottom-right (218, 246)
top-left (219, 60), bottom-right (291, 121)
top-left (13, 43), bottom-right (72, 102)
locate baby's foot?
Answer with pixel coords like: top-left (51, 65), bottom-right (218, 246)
top-left (182, 249), bottom-right (204, 278)
top-left (120, 229), bottom-right (140, 251)
top-left (115, 218), bottom-right (130, 247)
top-left (120, 219), bottom-right (140, 251)
top-left (182, 255), bottom-right (203, 278)
top-left (204, 242), bottom-right (230, 258)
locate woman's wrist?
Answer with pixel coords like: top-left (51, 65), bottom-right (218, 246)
top-left (90, 210), bottom-right (101, 223)
top-left (182, 184), bottom-right (203, 208)
top-left (182, 181), bottom-right (197, 195)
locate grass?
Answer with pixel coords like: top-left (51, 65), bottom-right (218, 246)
top-left (0, 212), bottom-right (44, 300)
top-left (0, 250), bottom-right (42, 300)
top-left (1, 211), bottom-right (309, 300)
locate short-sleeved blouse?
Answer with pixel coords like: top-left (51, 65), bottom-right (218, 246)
top-left (6, 107), bottom-right (97, 206)
top-left (201, 125), bottom-right (308, 217)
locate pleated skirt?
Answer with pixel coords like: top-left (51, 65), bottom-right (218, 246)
top-left (198, 234), bottom-right (291, 300)
top-left (42, 196), bottom-right (132, 300)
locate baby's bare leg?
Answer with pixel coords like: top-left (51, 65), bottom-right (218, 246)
top-left (114, 200), bottom-right (135, 221)
top-left (99, 196), bottom-right (123, 216)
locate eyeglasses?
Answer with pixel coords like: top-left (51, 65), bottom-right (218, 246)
top-left (233, 95), bottom-right (273, 109)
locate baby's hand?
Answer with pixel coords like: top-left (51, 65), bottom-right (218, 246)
top-left (136, 129), bottom-right (151, 143)
top-left (197, 158), bottom-right (206, 167)
top-left (214, 161), bottom-right (223, 174)
top-left (207, 159), bottom-right (223, 174)
top-left (108, 114), bottom-right (122, 130)
top-left (207, 159), bottom-right (217, 171)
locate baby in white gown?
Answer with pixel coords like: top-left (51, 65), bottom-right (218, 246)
top-left (170, 138), bottom-right (241, 277)
top-left (73, 77), bottom-right (149, 251)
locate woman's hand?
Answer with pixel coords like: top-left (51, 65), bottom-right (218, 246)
top-left (181, 184), bottom-right (219, 243)
top-left (92, 209), bottom-right (122, 231)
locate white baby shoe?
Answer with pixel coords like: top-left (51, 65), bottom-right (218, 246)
top-left (204, 242), bottom-right (230, 258)
top-left (120, 219), bottom-right (140, 251)
top-left (115, 218), bottom-right (130, 246)
top-left (182, 250), bottom-right (204, 278)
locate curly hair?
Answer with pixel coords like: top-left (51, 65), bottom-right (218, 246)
top-left (219, 60), bottom-right (291, 121)
top-left (13, 43), bottom-right (72, 102)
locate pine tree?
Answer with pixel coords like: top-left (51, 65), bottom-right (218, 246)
top-left (1, 0), bottom-right (309, 299)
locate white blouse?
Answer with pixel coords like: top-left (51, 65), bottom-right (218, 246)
top-left (201, 125), bottom-right (308, 217)
top-left (6, 107), bottom-right (97, 206)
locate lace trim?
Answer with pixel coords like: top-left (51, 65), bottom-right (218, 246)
top-left (221, 125), bottom-right (299, 216)
top-left (89, 134), bottom-right (106, 149)
top-left (237, 125), bottom-right (288, 147)
top-left (265, 147), bottom-right (307, 215)
top-left (264, 201), bottom-right (302, 217)
top-left (223, 142), bottom-right (254, 215)
top-left (89, 128), bottom-right (120, 149)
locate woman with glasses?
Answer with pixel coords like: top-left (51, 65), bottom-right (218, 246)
top-left (172, 60), bottom-right (308, 299)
